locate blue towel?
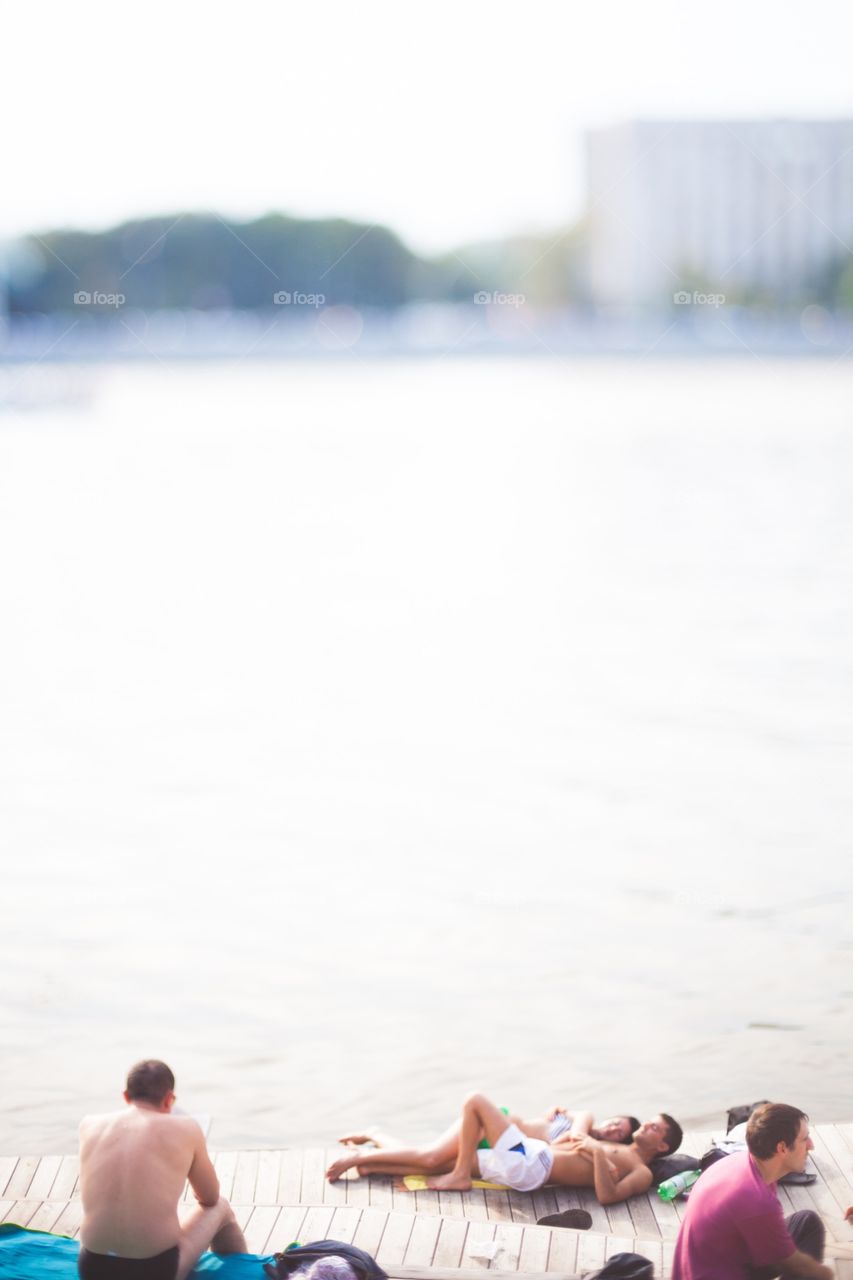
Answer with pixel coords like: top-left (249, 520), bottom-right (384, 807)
top-left (0, 1224), bottom-right (270, 1277)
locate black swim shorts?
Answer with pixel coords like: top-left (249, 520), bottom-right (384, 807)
top-left (78, 1244), bottom-right (180, 1280)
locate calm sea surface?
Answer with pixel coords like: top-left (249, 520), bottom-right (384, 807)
top-left (1, 356), bottom-right (851, 1154)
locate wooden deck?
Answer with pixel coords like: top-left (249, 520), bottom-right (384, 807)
top-left (3, 1127), bottom-right (853, 1278)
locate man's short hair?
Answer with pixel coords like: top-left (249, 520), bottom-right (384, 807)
top-left (659, 1113), bottom-right (682, 1155)
top-left (622, 1116), bottom-right (641, 1144)
top-left (126, 1059), bottom-right (175, 1104)
top-left (746, 1103), bottom-right (807, 1159)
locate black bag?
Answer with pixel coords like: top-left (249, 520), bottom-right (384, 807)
top-left (586, 1252), bottom-right (654, 1279)
top-left (263, 1239), bottom-right (387, 1280)
top-left (726, 1100), bottom-right (770, 1132)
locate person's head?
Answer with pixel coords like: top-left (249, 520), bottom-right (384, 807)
top-left (746, 1103), bottom-right (812, 1173)
top-left (124, 1059), bottom-right (176, 1112)
top-left (634, 1113), bottom-right (683, 1157)
top-left (594, 1115), bottom-right (641, 1144)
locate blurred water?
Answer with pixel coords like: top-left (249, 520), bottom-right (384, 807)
top-left (1, 356), bottom-right (852, 1154)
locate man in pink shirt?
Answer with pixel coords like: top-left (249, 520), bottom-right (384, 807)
top-left (672, 1103), bottom-right (830, 1280)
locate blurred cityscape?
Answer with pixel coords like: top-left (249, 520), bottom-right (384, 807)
top-left (2, 117), bottom-right (852, 367)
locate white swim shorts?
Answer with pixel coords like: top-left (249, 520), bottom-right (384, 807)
top-left (476, 1122), bottom-right (554, 1192)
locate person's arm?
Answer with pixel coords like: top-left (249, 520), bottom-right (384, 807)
top-left (588, 1144), bottom-right (652, 1204)
top-left (568, 1110), bottom-right (594, 1136)
top-left (775, 1250), bottom-right (832, 1280)
top-left (186, 1121), bottom-right (220, 1207)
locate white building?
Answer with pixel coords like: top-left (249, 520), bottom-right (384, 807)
top-left (585, 120), bottom-right (853, 308)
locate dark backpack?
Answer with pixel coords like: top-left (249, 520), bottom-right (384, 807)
top-left (726, 1100), bottom-right (770, 1132)
top-left (586, 1252), bottom-right (654, 1279)
top-left (263, 1240), bottom-right (387, 1280)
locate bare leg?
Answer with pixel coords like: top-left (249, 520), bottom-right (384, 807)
top-left (428, 1093), bottom-right (512, 1192)
top-left (326, 1130), bottom-right (461, 1181)
top-left (176, 1198), bottom-right (246, 1280)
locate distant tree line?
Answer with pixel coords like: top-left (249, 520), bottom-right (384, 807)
top-left (4, 211), bottom-right (587, 314)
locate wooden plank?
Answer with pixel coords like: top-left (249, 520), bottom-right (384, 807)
top-left (531, 1189), bottom-right (558, 1223)
top-left (461, 1187), bottom-right (488, 1222)
top-left (300, 1205), bottom-right (335, 1241)
top-left (329, 1205), bottom-right (362, 1243)
top-left (0, 1201), bottom-right (14, 1222)
top-left (484, 1189), bottom-right (513, 1223)
top-left (809, 1126), bottom-right (853, 1221)
top-left (604, 1233), bottom-right (635, 1261)
top-left (635, 1237), bottom-right (663, 1276)
top-left (266, 1205), bottom-right (308, 1252)
top-left (346, 1175), bottom-right (371, 1208)
top-left (278, 1150), bottom-right (304, 1203)
top-left (301, 1148), bottom-right (326, 1205)
top-left (545, 1225), bottom-right (578, 1274)
top-left (324, 1149), bottom-right (349, 1206)
top-left (369, 1175), bottom-right (394, 1210)
top-left (27, 1155), bottom-right (63, 1201)
top-left (214, 1150), bottom-right (238, 1200)
top-left (1, 1200), bottom-right (40, 1226)
top-left (438, 1189), bottom-right (467, 1220)
top-left (461, 1218), bottom-right (495, 1268)
top-left (25, 1200), bottom-right (67, 1233)
top-left (602, 1197), bottom-right (635, 1238)
top-left (490, 1220), bottom-right (524, 1269)
top-left (413, 1184), bottom-right (441, 1217)
top-left (231, 1151), bottom-right (259, 1205)
top-left (52, 1199), bottom-right (84, 1237)
top-left (662, 1237), bottom-right (675, 1279)
top-left (647, 1183), bottom-right (682, 1239)
top-left (507, 1190), bottom-right (537, 1224)
top-left (404, 1213), bottom-right (443, 1267)
top-left (432, 1218), bottom-right (470, 1269)
top-left (573, 1188), bottom-right (609, 1235)
top-left (244, 1204), bottom-right (280, 1254)
top-left (376, 1210), bottom-right (415, 1268)
top-left (0, 1159), bottom-right (18, 1197)
top-left (255, 1150), bottom-right (282, 1204)
top-left (576, 1229), bottom-right (606, 1275)
top-left (626, 1189), bottom-right (661, 1239)
top-left (353, 1207), bottom-right (390, 1258)
top-left (517, 1222), bottom-right (550, 1272)
top-left (5, 1156), bottom-right (39, 1198)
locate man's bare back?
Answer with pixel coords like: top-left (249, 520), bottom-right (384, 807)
top-left (79, 1107), bottom-right (210, 1257)
top-left (78, 1060), bottom-right (246, 1280)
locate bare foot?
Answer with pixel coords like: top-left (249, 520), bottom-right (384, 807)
top-left (326, 1154), bottom-right (359, 1181)
top-left (427, 1171), bottom-right (472, 1192)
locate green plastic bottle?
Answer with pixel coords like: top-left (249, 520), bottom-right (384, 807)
top-left (657, 1169), bottom-right (700, 1200)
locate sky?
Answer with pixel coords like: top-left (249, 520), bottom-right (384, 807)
top-left (4, 0), bottom-right (853, 255)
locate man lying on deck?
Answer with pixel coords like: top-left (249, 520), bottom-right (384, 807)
top-left (77, 1059), bottom-right (247, 1280)
top-left (326, 1089), bottom-right (682, 1204)
top-left (339, 1102), bottom-right (640, 1151)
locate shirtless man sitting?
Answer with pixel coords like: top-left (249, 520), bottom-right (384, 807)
top-left (326, 1090), bottom-right (681, 1205)
top-left (78, 1059), bottom-right (247, 1280)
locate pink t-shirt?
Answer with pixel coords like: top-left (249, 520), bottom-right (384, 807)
top-left (672, 1151), bottom-right (796, 1280)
